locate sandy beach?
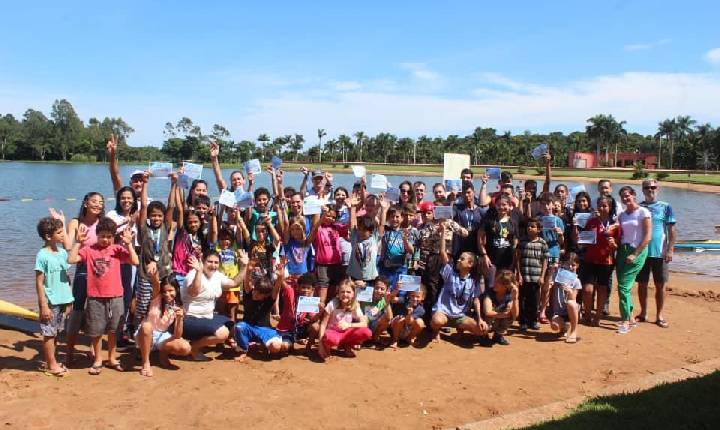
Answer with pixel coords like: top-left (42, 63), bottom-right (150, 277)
top-left (1, 272), bottom-right (719, 429)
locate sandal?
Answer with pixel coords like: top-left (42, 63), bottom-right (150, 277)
top-left (106, 362), bottom-right (124, 372)
top-left (44, 365), bottom-right (69, 378)
top-left (656, 319), bottom-right (669, 328)
top-left (634, 315), bottom-right (647, 323)
top-left (88, 364), bottom-right (103, 375)
top-left (539, 316), bottom-right (550, 324)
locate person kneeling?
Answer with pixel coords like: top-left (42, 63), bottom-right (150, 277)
top-left (483, 270), bottom-right (519, 346)
top-left (550, 253), bottom-right (581, 343)
top-left (390, 285), bottom-right (426, 347)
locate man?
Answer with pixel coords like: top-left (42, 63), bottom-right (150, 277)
top-left (636, 179), bottom-right (676, 328)
top-left (452, 181), bottom-right (487, 257)
top-left (413, 181), bottom-right (426, 203)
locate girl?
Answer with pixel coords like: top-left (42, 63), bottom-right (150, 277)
top-left (317, 279), bottom-right (372, 360)
top-left (566, 191), bottom-right (593, 255)
top-left (216, 228), bottom-right (244, 321)
top-left (430, 223), bottom-right (489, 343)
top-left (379, 205), bottom-right (415, 290)
top-left (333, 186), bottom-right (351, 227)
top-left (550, 253), bottom-right (582, 343)
top-left (136, 273), bottom-right (191, 377)
top-left (307, 205), bottom-right (343, 304)
top-left (248, 214), bottom-right (281, 281)
top-left (616, 186), bottom-right (651, 334)
top-left (209, 142), bottom-right (252, 194)
top-left (478, 195), bottom-right (518, 278)
top-left (483, 270), bottom-right (519, 345)
top-left (278, 197), bottom-right (314, 285)
top-left (580, 196), bottom-right (619, 326)
top-left (185, 179), bottom-right (209, 209)
top-left (172, 209), bottom-right (207, 286)
top-left (63, 191), bottom-right (104, 363)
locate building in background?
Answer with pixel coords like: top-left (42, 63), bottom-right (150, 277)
top-left (568, 151), bottom-right (657, 169)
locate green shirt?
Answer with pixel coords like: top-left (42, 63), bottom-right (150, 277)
top-left (34, 247), bottom-right (74, 305)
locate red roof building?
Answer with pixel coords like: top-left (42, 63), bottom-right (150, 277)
top-left (568, 151), bottom-right (657, 169)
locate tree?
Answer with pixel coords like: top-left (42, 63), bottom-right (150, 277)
top-left (50, 99), bottom-right (84, 160)
top-left (693, 123), bottom-right (715, 173)
top-left (22, 109), bottom-right (52, 161)
top-left (673, 115), bottom-right (696, 169)
top-left (353, 131), bottom-right (366, 162)
top-left (288, 134), bottom-right (304, 162)
top-left (0, 114), bottom-right (21, 160)
top-left (655, 118), bottom-right (675, 169)
top-left (257, 134), bottom-right (271, 161)
top-left (317, 129), bottom-right (326, 164)
top-left (586, 114), bottom-right (625, 166)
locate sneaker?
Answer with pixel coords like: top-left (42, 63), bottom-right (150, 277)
top-left (603, 303), bottom-right (610, 316)
top-left (530, 322), bottom-right (541, 330)
top-left (478, 335), bottom-right (493, 347)
top-left (493, 334), bottom-right (510, 346)
top-left (617, 324), bottom-right (632, 334)
top-left (519, 324), bottom-right (528, 332)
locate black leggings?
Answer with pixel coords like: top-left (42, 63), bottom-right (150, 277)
top-left (519, 281), bottom-right (540, 325)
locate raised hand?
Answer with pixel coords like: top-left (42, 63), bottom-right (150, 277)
top-left (236, 249), bottom-right (249, 267)
top-left (300, 166), bottom-right (309, 176)
top-left (76, 224), bottom-right (88, 244)
top-left (120, 228), bottom-right (134, 246)
top-left (106, 133), bottom-right (118, 156)
top-left (188, 255), bottom-right (203, 272)
top-left (48, 208), bottom-right (66, 226)
top-left (210, 142), bottom-right (220, 159)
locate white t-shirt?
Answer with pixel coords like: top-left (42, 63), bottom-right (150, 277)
top-left (182, 269), bottom-right (229, 319)
top-left (106, 209), bottom-right (139, 247)
top-left (619, 206), bottom-right (651, 248)
top-left (324, 299), bottom-right (363, 331)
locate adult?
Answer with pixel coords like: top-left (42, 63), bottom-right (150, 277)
top-left (182, 251), bottom-right (247, 360)
top-left (301, 168), bottom-right (333, 198)
top-left (452, 181), bottom-right (487, 256)
top-left (107, 134), bottom-right (145, 196)
top-left (635, 179), bottom-right (676, 328)
top-left (413, 181), bottom-right (426, 203)
top-left (615, 186), bottom-right (651, 334)
top-left (398, 180), bottom-right (417, 205)
top-left (209, 141), bottom-right (253, 193)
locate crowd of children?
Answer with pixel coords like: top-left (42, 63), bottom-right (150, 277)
top-left (33, 141), bottom-right (677, 377)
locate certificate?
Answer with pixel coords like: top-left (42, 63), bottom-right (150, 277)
top-left (178, 173), bottom-right (191, 189)
top-left (182, 161), bottom-right (203, 180)
top-left (356, 286), bottom-right (374, 302)
top-left (433, 205), bottom-right (453, 220)
top-left (531, 143), bottom-right (548, 160)
top-left (555, 268), bottom-right (578, 286)
top-left (296, 296), bottom-right (320, 314)
top-left (542, 216), bottom-right (556, 230)
top-left (244, 159), bottom-right (262, 175)
top-left (574, 212), bottom-right (592, 228)
top-left (485, 167), bottom-right (501, 180)
top-left (568, 184), bottom-right (586, 202)
top-left (385, 187), bottom-right (400, 202)
top-left (234, 191), bottom-right (254, 209)
top-left (444, 179), bottom-right (461, 193)
top-left (148, 162), bottom-right (172, 178)
top-left (578, 230), bottom-right (597, 245)
top-left (218, 189), bottom-right (236, 207)
top-left (303, 198), bottom-right (323, 215)
top-left (351, 165), bottom-right (366, 178)
top-left (398, 274), bottom-right (421, 292)
top-left (370, 174), bottom-right (388, 191)
top-left (271, 156), bottom-right (283, 169)
top-left (443, 153), bottom-right (470, 181)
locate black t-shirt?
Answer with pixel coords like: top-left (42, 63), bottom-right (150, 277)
top-left (243, 293), bottom-right (274, 327)
top-left (483, 217), bottom-right (516, 270)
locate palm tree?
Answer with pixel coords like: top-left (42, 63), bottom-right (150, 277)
top-left (317, 129), bottom-right (326, 164)
top-left (655, 119), bottom-right (675, 169)
top-left (354, 131), bottom-right (366, 162)
top-left (694, 123), bottom-right (715, 173)
top-left (586, 114), bottom-right (625, 166)
top-left (612, 120), bottom-right (628, 167)
top-left (673, 115), bottom-right (696, 169)
top-left (257, 133), bottom-right (270, 161)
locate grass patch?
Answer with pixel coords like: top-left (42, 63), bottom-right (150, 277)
top-left (520, 371), bottom-right (720, 429)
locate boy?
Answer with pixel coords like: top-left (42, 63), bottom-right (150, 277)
top-left (357, 277), bottom-right (392, 345)
top-left (550, 253), bottom-right (582, 343)
top-left (234, 261), bottom-right (283, 361)
top-left (35, 217), bottom-right (74, 377)
top-left (390, 285), bottom-right (426, 347)
top-left (348, 195), bottom-right (381, 282)
top-left (379, 205), bottom-right (415, 289)
top-left (68, 217), bottom-right (139, 375)
top-left (537, 192), bottom-right (565, 323)
top-left (515, 218), bottom-right (549, 331)
top-left (483, 270), bottom-right (519, 345)
top-left (294, 273), bottom-right (323, 354)
top-left (245, 187), bottom-right (278, 241)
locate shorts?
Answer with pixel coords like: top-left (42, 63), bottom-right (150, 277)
top-left (444, 314), bottom-right (469, 328)
top-left (134, 328), bottom-right (173, 351)
top-left (279, 330), bottom-right (295, 344)
top-left (315, 264), bottom-right (346, 289)
top-left (85, 297), bottom-right (124, 337)
top-left (182, 314), bottom-right (233, 341)
top-left (636, 257), bottom-right (669, 284)
top-left (134, 277), bottom-right (153, 324)
top-left (40, 304), bottom-right (69, 337)
top-left (579, 262), bottom-right (614, 287)
top-left (235, 322), bottom-right (280, 351)
top-left (223, 289), bottom-right (241, 305)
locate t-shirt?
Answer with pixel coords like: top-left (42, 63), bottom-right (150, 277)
top-left (433, 263), bottom-right (483, 318)
top-left (583, 218), bottom-right (620, 265)
top-left (641, 201), bottom-right (676, 258)
top-left (314, 224), bottom-right (342, 265)
top-left (483, 216), bottom-right (517, 269)
top-left (485, 289), bottom-right (513, 313)
top-left (539, 214), bottom-right (565, 259)
top-left (348, 230), bottom-right (380, 281)
top-left (276, 284), bottom-right (296, 332)
top-left (360, 297), bottom-right (387, 323)
top-left (182, 269), bottom-right (227, 319)
top-left (217, 246), bottom-right (239, 279)
top-left (324, 299), bottom-right (364, 331)
top-left (243, 291), bottom-right (274, 327)
top-left (619, 207), bottom-right (651, 249)
top-left (453, 203), bottom-right (487, 255)
top-left (381, 228), bottom-right (410, 268)
top-left (34, 247), bottom-right (73, 305)
top-left (144, 296), bottom-right (176, 332)
top-left (517, 238), bottom-right (549, 283)
top-left (78, 244), bottom-right (130, 298)
top-left (248, 209), bottom-right (278, 241)
top-left (283, 239), bottom-right (311, 275)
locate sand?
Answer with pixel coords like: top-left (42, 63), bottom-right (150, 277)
top-left (1, 272), bottom-right (720, 430)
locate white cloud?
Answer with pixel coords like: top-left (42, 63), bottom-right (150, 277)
top-left (332, 81), bottom-right (363, 91)
top-left (624, 38), bottom-right (670, 51)
top-left (705, 48), bottom-right (720, 64)
top-left (399, 62), bottom-right (441, 82)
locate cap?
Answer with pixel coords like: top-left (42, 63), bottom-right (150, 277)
top-left (311, 170), bottom-right (324, 178)
top-left (130, 169), bottom-right (145, 178)
top-left (418, 201), bottom-right (435, 213)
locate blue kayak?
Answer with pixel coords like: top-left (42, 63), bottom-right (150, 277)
top-left (674, 240), bottom-right (720, 251)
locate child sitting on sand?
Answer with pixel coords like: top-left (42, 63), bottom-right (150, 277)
top-left (294, 273), bottom-right (323, 355)
top-left (34, 216), bottom-right (74, 377)
top-left (317, 279), bottom-right (372, 360)
top-left (550, 253), bottom-right (582, 343)
top-left (390, 284), bottom-right (426, 347)
top-left (357, 277), bottom-right (392, 345)
top-left (483, 270), bottom-right (519, 346)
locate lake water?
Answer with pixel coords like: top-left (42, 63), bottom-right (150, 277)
top-left (1, 161), bottom-right (718, 308)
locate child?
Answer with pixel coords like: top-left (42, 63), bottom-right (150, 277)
top-left (245, 187), bottom-right (278, 241)
top-left (537, 192), bottom-right (565, 323)
top-left (136, 273), bottom-right (191, 377)
top-left (379, 205), bottom-right (415, 288)
top-left (292, 273), bottom-right (324, 355)
top-left (34, 216), bottom-right (74, 377)
top-left (357, 277), bottom-right (392, 345)
top-left (279, 197), bottom-right (315, 290)
top-left (390, 285), bottom-right (426, 347)
top-left (550, 253), bottom-right (582, 343)
top-left (347, 196), bottom-right (381, 283)
top-left (248, 215), bottom-right (281, 281)
top-left (68, 216), bottom-right (139, 375)
top-left (234, 260), bottom-right (284, 361)
top-left (216, 227), bottom-right (243, 321)
top-left (317, 279), bottom-right (372, 360)
top-left (483, 270), bottom-right (519, 345)
top-left (515, 218), bottom-right (549, 331)
top-left (171, 208), bottom-right (207, 286)
top-left (307, 205), bottom-right (343, 304)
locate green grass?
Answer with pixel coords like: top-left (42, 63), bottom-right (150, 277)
top-left (520, 371), bottom-right (720, 429)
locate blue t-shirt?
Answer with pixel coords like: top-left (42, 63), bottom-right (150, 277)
top-left (540, 214), bottom-right (565, 259)
top-left (433, 263), bottom-right (483, 318)
top-left (283, 239), bottom-right (310, 276)
top-left (248, 209), bottom-right (278, 241)
top-left (641, 200), bottom-right (676, 258)
top-left (382, 228), bottom-right (408, 268)
top-left (348, 230), bottom-right (380, 281)
top-left (34, 247), bottom-right (74, 305)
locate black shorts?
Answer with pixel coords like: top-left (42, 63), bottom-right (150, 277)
top-left (636, 257), bottom-right (669, 284)
top-left (579, 262), bottom-right (614, 287)
top-left (182, 315), bottom-right (233, 341)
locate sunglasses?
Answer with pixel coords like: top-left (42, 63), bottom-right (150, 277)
top-left (400, 189), bottom-right (411, 194)
top-left (643, 186), bottom-right (657, 190)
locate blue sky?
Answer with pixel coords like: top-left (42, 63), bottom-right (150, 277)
top-left (1, 1), bottom-right (719, 147)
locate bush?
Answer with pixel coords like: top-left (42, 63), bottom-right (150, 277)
top-left (535, 167), bottom-right (546, 176)
top-left (70, 153), bottom-right (96, 162)
top-left (655, 172), bottom-right (670, 181)
top-left (517, 165), bottom-right (526, 174)
top-left (631, 161), bottom-right (649, 179)
top-left (343, 163), bottom-right (350, 169)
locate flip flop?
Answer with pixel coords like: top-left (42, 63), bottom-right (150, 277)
top-left (106, 362), bottom-right (124, 372)
top-left (656, 319), bottom-right (669, 328)
top-left (88, 364), bottom-right (103, 375)
top-left (634, 315), bottom-right (647, 323)
top-left (43, 365), bottom-right (69, 378)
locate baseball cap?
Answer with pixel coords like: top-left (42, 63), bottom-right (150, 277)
top-left (418, 201), bottom-right (435, 213)
top-left (311, 170), bottom-right (324, 178)
top-left (130, 169), bottom-right (145, 179)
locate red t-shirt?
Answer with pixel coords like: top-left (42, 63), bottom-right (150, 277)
top-left (583, 218), bottom-right (620, 265)
top-left (276, 284), bottom-right (296, 333)
top-left (78, 244), bottom-right (130, 298)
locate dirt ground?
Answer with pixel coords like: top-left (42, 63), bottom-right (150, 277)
top-left (1, 272), bottom-right (720, 430)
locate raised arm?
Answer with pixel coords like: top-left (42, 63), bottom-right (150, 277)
top-left (209, 142), bottom-right (227, 193)
top-left (438, 223), bottom-right (449, 266)
top-left (107, 134), bottom-right (123, 193)
top-left (306, 212), bottom-right (321, 245)
top-left (478, 174), bottom-right (491, 206)
top-left (542, 152), bottom-right (552, 194)
top-left (299, 167), bottom-right (309, 196)
top-left (48, 208), bottom-right (72, 250)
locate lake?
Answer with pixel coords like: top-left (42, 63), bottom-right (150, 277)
top-left (1, 161), bottom-right (718, 308)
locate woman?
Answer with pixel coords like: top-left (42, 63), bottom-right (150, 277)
top-left (398, 180), bottom-right (417, 205)
top-left (209, 141), bottom-right (253, 194)
top-left (181, 250), bottom-right (248, 360)
top-left (615, 186), bottom-right (651, 334)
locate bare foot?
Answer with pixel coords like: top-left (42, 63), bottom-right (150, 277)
top-left (233, 352), bottom-right (247, 362)
top-left (139, 366), bottom-right (153, 377)
top-left (432, 333), bottom-right (440, 343)
top-left (389, 341), bottom-right (398, 349)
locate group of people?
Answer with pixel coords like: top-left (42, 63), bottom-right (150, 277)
top-left (33, 139), bottom-right (677, 378)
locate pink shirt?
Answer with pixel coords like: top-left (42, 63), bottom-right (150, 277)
top-left (325, 299), bottom-right (363, 331)
top-left (78, 244), bottom-right (130, 298)
top-left (314, 224), bottom-right (342, 265)
top-left (145, 296), bottom-right (175, 332)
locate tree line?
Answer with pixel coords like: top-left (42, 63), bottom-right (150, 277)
top-left (1, 100), bottom-right (718, 170)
